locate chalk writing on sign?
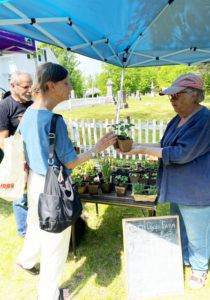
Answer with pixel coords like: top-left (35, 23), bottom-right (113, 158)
top-left (123, 216), bottom-right (184, 300)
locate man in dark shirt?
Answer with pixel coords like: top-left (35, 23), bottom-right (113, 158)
top-left (0, 71), bottom-right (33, 237)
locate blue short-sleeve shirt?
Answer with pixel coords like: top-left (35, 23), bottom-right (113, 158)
top-left (19, 108), bottom-right (77, 176)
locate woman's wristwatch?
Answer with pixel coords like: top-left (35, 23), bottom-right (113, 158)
top-left (88, 148), bottom-right (96, 157)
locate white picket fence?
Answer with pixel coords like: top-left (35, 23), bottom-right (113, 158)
top-left (54, 97), bottom-right (109, 111)
top-left (67, 117), bottom-right (168, 160)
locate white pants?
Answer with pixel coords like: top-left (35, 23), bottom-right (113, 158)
top-left (18, 169), bottom-right (71, 300)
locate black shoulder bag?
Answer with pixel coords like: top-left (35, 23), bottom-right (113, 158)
top-left (38, 114), bottom-right (82, 233)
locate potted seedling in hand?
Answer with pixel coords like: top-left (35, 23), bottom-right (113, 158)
top-left (108, 121), bottom-right (134, 152)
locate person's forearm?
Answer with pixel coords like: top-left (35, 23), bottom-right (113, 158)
top-left (120, 143), bottom-right (163, 157)
top-left (141, 145), bottom-right (162, 158)
top-left (64, 131), bottom-right (117, 169)
top-left (142, 142), bottom-right (161, 147)
top-left (64, 151), bottom-right (93, 169)
top-left (64, 140), bottom-right (112, 169)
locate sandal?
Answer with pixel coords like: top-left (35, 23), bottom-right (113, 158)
top-left (16, 261), bottom-right (39, 275)
top-left (58, 288), bottom-right (70, 300)
top-left (188, 271), bottom-right (207, 289)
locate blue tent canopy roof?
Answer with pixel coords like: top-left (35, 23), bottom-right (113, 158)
top-left (0, 0), bottom-right (209, 67)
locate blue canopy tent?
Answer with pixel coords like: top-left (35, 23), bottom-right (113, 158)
top-left (0, 0), bottom-right (209, 119)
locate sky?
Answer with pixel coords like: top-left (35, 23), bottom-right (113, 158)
top-left (76, 53), bottom-right (102, 78)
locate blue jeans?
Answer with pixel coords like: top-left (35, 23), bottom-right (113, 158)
top-left (170, 203), bottom-right (189, 265)
top-left (13, 193), bottom-right (28, 237)
top-left (170, 203), bottom-right (210, 272)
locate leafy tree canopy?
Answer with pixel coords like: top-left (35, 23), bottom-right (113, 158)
top-left (39, 44), bottom-right (84, 98)
top-left (93, 63), bottom-right (210, 96)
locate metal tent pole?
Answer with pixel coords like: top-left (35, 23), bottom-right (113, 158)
top-left (115, 67), bottom-right (125, 123)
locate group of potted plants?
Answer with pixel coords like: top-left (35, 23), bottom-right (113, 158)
top-left (132, 183), bottom-right (157, 202)
top-left (71, 155), bottom-right (158, 202)
top-left (71, 120), bottom-right (158, 202)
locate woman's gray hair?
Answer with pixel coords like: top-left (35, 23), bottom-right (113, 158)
top-left (32, 62), bottom-right (68, 94)
top-left (184, 87), bottom-right (205, 103)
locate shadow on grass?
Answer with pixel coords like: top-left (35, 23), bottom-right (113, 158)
top-left (0, 198), bottom-right (13, 217)
top-left (63, 205), bottom-right (144, 296)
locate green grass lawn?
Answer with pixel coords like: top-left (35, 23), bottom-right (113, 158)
top-left (1, 95), bottom-right (210, 299)
top-left (1, 198), bottom-right (210, 300)
top-left (60, 94), bottom-right (210, 123)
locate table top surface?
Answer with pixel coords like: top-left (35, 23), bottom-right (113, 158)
top-left (80, 190), bottom-right (158, 210)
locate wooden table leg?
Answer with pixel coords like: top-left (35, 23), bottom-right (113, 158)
top-left (71, 224), bottom-right (77, 261)
top-left (96, 203), bottom-right (99, 216)
top-left (148, 209), bottom-right (156, 217)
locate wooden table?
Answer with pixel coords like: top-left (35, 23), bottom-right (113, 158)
top-left (71, 191), bottom-right (158, 259)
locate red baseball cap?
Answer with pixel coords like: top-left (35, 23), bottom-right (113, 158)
top-left (159, 73), bottom-right (203, 95)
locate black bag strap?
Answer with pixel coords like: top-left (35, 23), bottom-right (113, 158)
top-left (48, 114), bottom-right (62, 166)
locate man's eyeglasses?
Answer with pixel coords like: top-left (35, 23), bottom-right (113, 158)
top-left (17, 84), bottom-right (32, 90)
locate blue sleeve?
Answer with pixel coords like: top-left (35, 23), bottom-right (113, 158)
top-left (162, 118), bottom-right (210, 165)
top-left (54, 116), bottom-right (77, 165)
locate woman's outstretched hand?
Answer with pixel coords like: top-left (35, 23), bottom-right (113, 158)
top-left (115, 142), bottom-right (162, 158)
top-left (93, 132), bottom-right (117, 154)
top-left (115, 142), bottom-right (145, 155)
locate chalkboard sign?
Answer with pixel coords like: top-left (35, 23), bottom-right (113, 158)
top-left (123, 216), bottom-right (184, 300)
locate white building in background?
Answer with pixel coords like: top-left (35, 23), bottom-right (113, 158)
top-left (0, 42), bottom-right (58, 93)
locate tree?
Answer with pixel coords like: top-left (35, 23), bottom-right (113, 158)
top-left (156, 65), bottom-right (192, 90)
top-left (94, 72), bottom-right (109, 95)
top-left (85, 75), bottom-right (94, 89)
top-left (65, 56), bottom-right (209, 97)
top-left (94, 64), bottom-right (158, 95)
top-left (156, 64), bottom-right (210, 94)
top-left (40, 44), bottom-right (84, 97)
top-left (136, 68), bottom-right (157, 93)
top-left (192, 63), bottom-right (210, 94)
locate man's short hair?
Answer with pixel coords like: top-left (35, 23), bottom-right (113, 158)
top-left (10, 71), bottom-right (31, 86)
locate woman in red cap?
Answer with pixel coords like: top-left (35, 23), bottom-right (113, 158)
top-left (117, 73), bottom-right (210, 289)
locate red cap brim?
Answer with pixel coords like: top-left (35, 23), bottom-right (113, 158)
top-left (159, 86), bottom-right (186, 96)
